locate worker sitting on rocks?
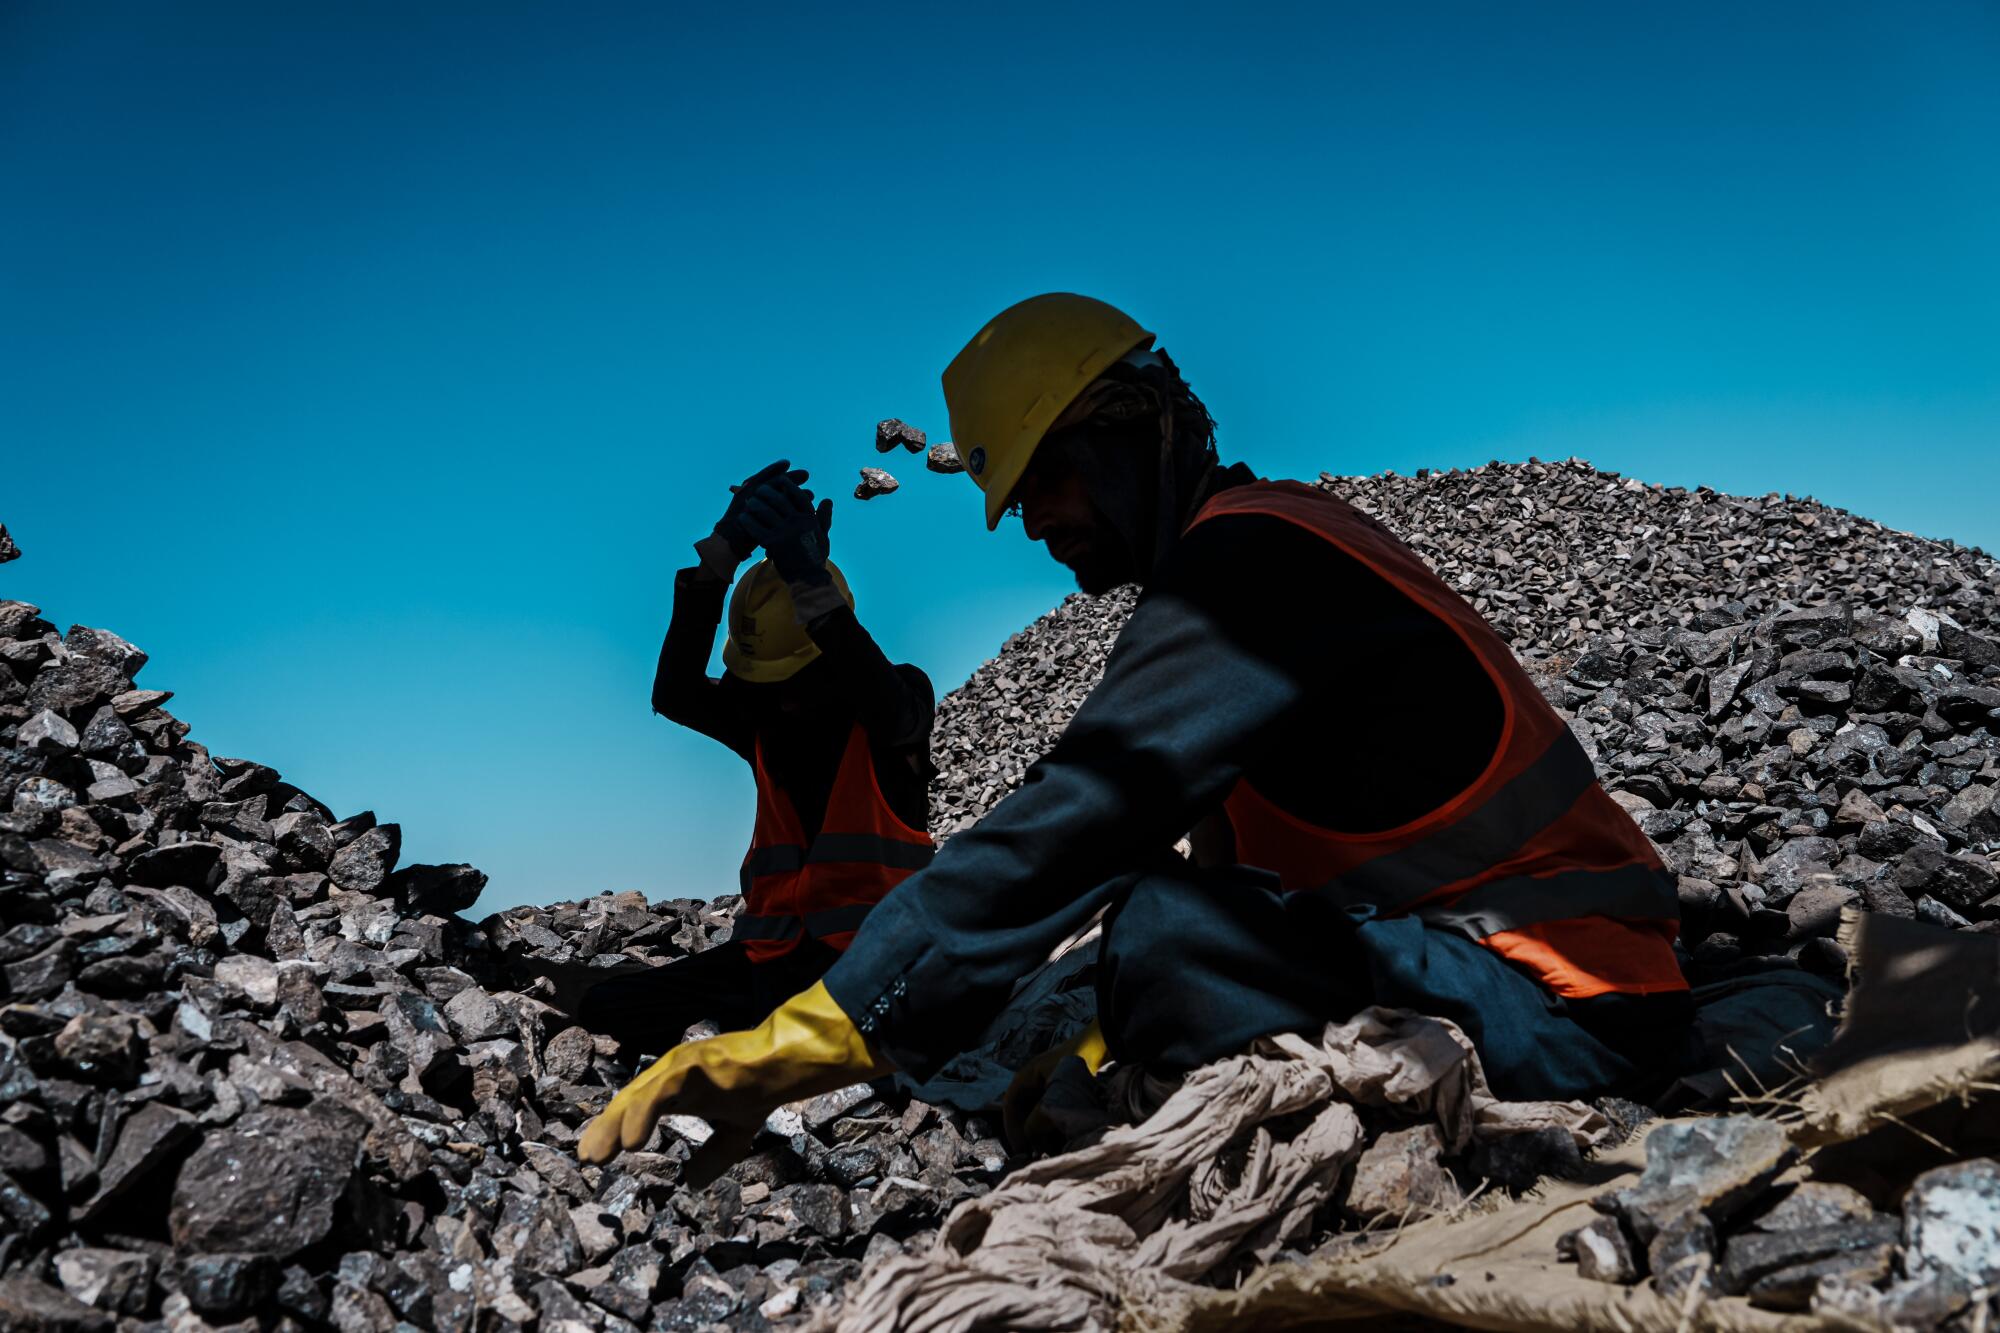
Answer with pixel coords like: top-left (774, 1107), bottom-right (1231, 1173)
top-left (574, 460), bottom-right (935, 1061)
top-left (579, 297), bottom-right (1696, 1165)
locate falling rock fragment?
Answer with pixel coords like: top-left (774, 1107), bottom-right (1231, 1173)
top-left (874, 418), bottom-right (926, 453)
top-left (855, 467), bottom-right (900, 501)
top-left (925, 442), bottom-right (965, 474)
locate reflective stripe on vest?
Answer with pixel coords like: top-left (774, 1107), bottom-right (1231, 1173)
top-left (730, 901), bottom-right (878, 943)
top-left (1197, 480), bottom-right (1686, 1001)
top-left (738, 833), bottom-right (936, 893)
top-left (1328, 732), bottom-right (1600, 913)
top-left (739, 722), bottom-right (934, 964)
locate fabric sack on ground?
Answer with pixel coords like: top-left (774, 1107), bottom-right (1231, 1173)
top-left (812, 1006), bottom-right (1606, 1333)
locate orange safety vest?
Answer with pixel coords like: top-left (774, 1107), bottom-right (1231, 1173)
top-left (1198, 481), bottom-right (1687, 1001)
top-left (734, 722), bottom-right (934, 964)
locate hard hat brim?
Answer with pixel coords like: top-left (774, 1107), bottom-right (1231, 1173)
top-left (722, 638), bottom-right (822, 684)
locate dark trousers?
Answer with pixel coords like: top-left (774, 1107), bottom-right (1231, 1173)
top-left (574, 938), bottom-right (841, 1063)
top-left (1095, 866), bottom-right (1697, 1104)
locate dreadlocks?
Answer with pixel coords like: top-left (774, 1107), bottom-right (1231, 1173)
top-left (1036, 346), bottom-right (1224, 583)
top-left (1048, 347), bottom-right (1218, 472)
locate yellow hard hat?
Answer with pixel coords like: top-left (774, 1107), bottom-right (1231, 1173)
top-left (943, 293), bottom-right (1155, 530)
top-left (721, 559), bottom-right (855, 684)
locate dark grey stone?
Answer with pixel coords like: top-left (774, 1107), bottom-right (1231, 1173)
top-left (169, 1106), bottom-right (364, 1258)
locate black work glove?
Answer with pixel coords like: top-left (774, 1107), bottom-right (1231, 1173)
top-left (739, 475), bottom-right (834, 586)
top-left (712, 460), bottom-right (806, 562)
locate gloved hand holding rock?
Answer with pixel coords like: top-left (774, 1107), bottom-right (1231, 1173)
top-left (739, 472), bottom-right (836, 587)
top-left (697, 459), bottom-right (806, 579)
top-left (577, 980), bottom-right (891, 1166)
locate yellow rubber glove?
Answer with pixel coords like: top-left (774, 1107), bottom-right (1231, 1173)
top-left (577, 980), bottom-right (891, 1165)
top-left (1002, 1018), bottom-right (1108, 1152)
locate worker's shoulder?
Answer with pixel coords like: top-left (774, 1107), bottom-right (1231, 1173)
top-left (1190, 475), bottom-right (1353, 525)
top-left (1170, 493), bottom-right (1419, 629)
top-left (1178, 488), bottom-right (1354, 569)
top-left (891, 661), bottom-right (935, 704)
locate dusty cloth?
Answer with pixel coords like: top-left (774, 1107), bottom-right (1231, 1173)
top-left (814, 1006), bottom-right (1606, 1333)
top-left (1144, 1129), bottom-right (1818, 1333)
top-left (1142, 911), bottom-right (2000, 1333)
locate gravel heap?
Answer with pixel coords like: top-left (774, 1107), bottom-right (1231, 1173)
top-left (0, 604), bottom-right (1009, 1331)
top-left (930, 458), bottom-right (1999, 834)
top-left (3, 457), bottom-right (1997, 1331)
top-left (1552, 599), bottom-right (2000, 980)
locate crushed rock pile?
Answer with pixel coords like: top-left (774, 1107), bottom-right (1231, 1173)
top-left (3, 457), bottom-right (1999, 1331)
top-left (0, 604), bottom-right (1012, 1331)
top-left (930, 457), bottom-right (2000, 836)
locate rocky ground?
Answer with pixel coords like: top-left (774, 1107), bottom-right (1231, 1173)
top-left (3, 458), bottom-right (1999, 1330)
top-left (1555, 1115), bottom-right (2000, 1318)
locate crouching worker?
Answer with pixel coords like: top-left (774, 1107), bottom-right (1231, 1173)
top-left (574, 460), bottom-right (934, 1063)
top-left (578, 298), bottom-right (1697, 1167)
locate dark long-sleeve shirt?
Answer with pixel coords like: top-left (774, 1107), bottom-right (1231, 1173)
top-left (823, 466), bottom-right (1513, 1077)
top-left (653, 566), bottom-right (933, 838)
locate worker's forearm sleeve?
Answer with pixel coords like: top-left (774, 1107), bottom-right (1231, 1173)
top-left (820, 585), bottom-right (1307, 1079)
top-left (801, 606), bottom-right (934, 751)
top-left (652, 567), bottom-right (750, 755)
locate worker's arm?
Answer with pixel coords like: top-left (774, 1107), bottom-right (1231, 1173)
top-left (820, 514), bottom-right (1312, 1079)
top-left (650, 461), bottom-right (810, 756)
top-left (649, 564), bottom-right (755, 758)
top-left (798, 601), bottom-right (935, 754)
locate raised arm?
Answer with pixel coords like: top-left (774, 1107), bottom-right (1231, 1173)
top-left (650, 460), bottom-right (806, 756)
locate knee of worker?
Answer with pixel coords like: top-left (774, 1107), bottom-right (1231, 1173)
top-left (1097, 868), bottom-right (1345, 1073)
top-left (1098, 868), bottom-right (1285, 1001)
top-left (1101, 871), bottom-right (1216, 981)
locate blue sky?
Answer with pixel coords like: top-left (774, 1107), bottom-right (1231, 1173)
top-left (5, 3), bottom-right (1996, 912)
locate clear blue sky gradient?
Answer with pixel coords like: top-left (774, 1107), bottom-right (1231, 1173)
top-left (5, 4), bottom-right (1996, 912)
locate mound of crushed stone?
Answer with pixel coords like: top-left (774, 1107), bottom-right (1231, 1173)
top-left (930, 458), bottom-right (1999, 836)
top-left (2, 458), bottom-right (1997, 1331)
